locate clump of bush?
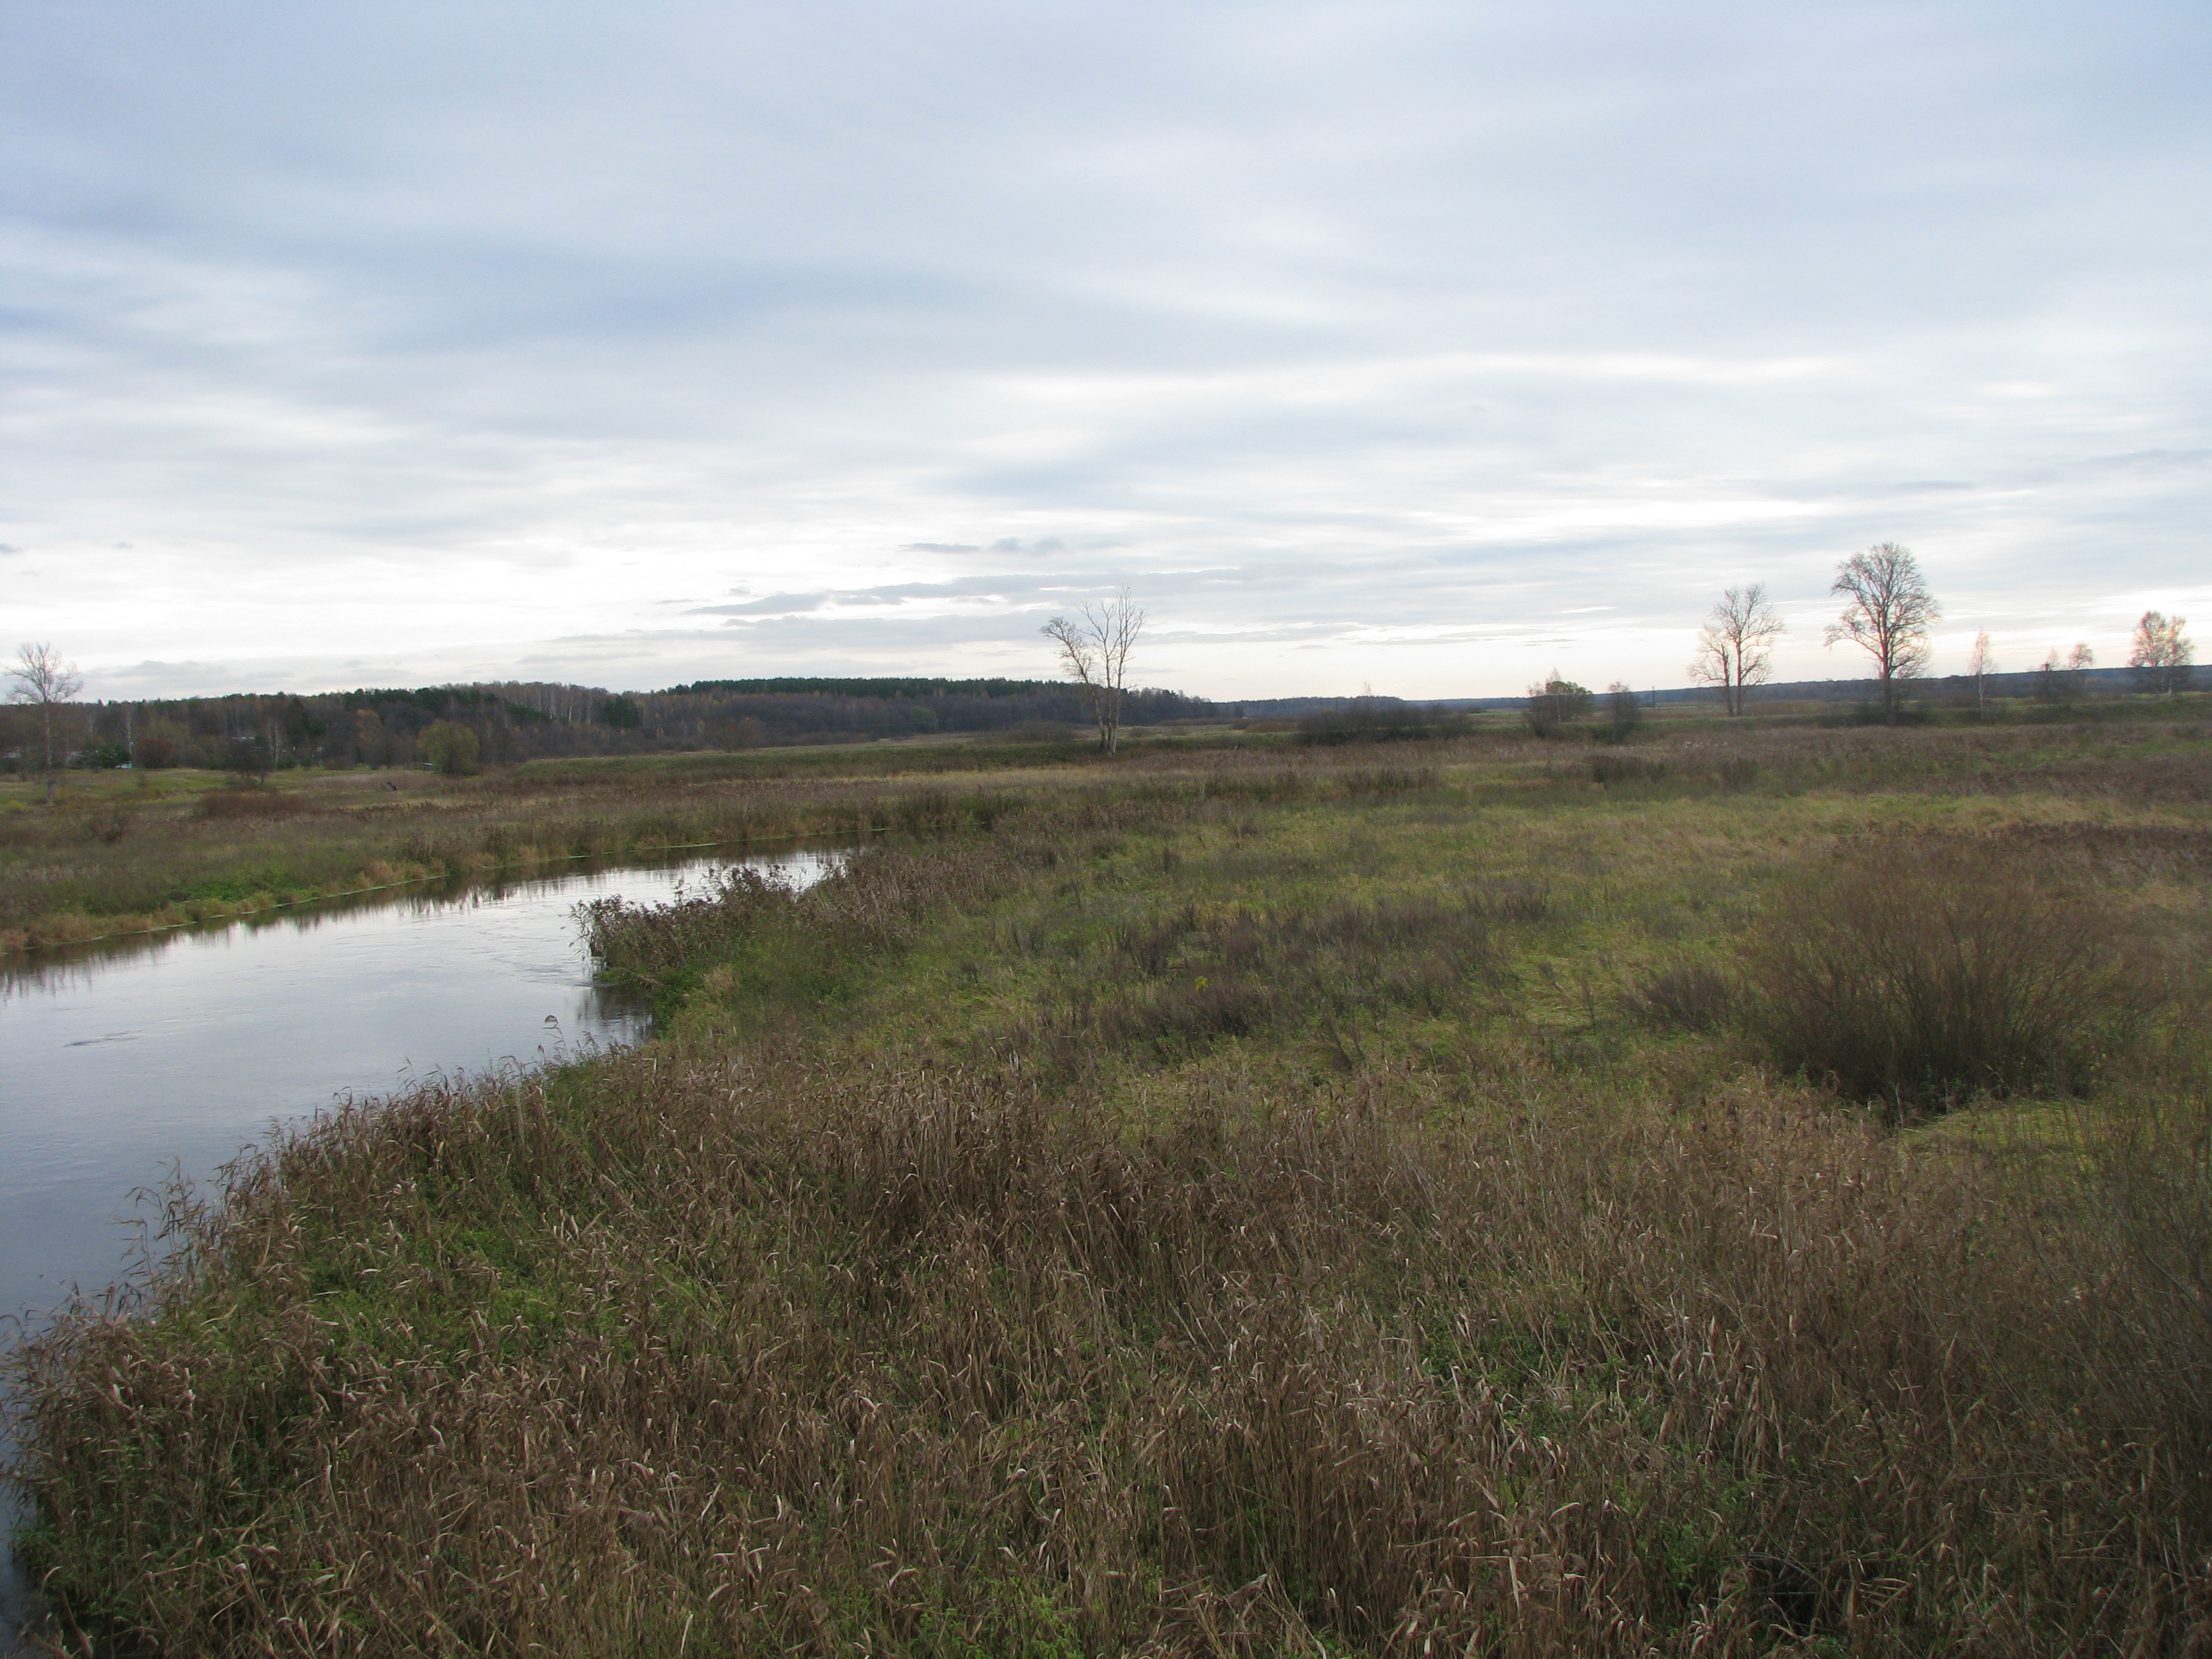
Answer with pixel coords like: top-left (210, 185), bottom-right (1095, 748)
top-left (577, 863), bottom-right (814, 987)
top-left (989, 718), bottom-right (1082, 745)
top-left (1748, 841), bottom-right (2153, 1109)
top-left (194, 789), bottom-right (309, 820)
top-left (1590, 753), bottom-right (1671, 786)
top-left (1296, 699), bottom-right (1469, 745)
top-left (1626, 960), bottom-right (1732, 1031)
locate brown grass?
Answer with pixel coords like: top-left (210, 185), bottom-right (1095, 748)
top-left (12, 1033), bottom-right (2211, 1655)
top-left (1624, 960), bottom-right (1734, 1032)
top-left (10, 724), bottom-right (2212, 1654)
top-left (0, 769), bottom-right (1042, 955)
top-left (194, 788), bottom-right (312, 821)
top-left (9, 718), bottom-right (2210, 954)
top-left (1747, 840), bottom-right (2158, 1109)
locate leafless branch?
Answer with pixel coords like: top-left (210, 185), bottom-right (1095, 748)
top-left (1824, 543), bottom-right (1940, 722)
top-left (1042, 590), bottom-right (1144, 753)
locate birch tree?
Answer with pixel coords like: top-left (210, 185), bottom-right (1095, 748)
top-left (1967, 631), bottom-right (1997, 711)
top-left (1688, 583), bottom-right (1785, 715)
top-left (2129, 611), bottom-right (2193, 697)
top-left (7, 640), bottom-right (83, 805)
top-left (1042, 590), bottom-right (1144, 753)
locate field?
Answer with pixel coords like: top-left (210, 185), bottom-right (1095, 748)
top-left (9, 711), bottom-right (2212, 1654)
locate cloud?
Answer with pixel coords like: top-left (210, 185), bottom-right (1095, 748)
top-left (902, 536), bottom-right (1071, 555)
top-left (3, 0), bottom-right (2207, 701)
top-left (687, 593), bottom-right (832, 616)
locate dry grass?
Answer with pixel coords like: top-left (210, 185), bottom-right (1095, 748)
top-left (1624, 961), bottom-right (1734, 1032)
top-left (14, 1029), bottom-right (2211, 1655)
top-left (9, 718), bottom-right (2208, 954)
top-left (194, 788), bottom-right (313, 821)
top-left (0, 768), bottom-right (1044, 956)
top-left (1747, 840), bottom-right (2158, 1109)
top-left (10, 722), bottom-right (2212, 1654)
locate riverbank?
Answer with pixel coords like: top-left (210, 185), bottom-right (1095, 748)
top-left (10, 710), bottom-right (2206, 958)
top-left (11, 722), bottom-right (2212, 1653)
top-left (0, 737), bottom-right (1140, 957)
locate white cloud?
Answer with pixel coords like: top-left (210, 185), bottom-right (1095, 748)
top-left (2, 0), bottom-right (2207, 700)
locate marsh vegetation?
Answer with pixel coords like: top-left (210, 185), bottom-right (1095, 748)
top-left (9, 710), bottom-right (2212, 1654)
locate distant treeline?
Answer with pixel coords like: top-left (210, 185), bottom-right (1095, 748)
top-left (9, 662), bottom-right (2203, 775)
top-left (659, 678), bottom-right (1212, 750)
top-left (0, 678), bottom-right (1221, 772)
top-left (1728, 663), bottom-right (2211, 707)
top-left (1258, 662), bottom-right (2212, 720)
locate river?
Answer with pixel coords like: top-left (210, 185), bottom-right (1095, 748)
top-left (0, 844), bottom-right (841, 1650)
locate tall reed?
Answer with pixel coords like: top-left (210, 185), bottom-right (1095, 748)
top-left (12, 1040), bottom-right (2209, 1654)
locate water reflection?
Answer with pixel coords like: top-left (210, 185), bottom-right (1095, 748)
top-left (0, 843), bottom-right (843, 1651)
top-left (0, 843), bottom-right (842, 1324)
top-left (1, 848), bottom-right (779, 991)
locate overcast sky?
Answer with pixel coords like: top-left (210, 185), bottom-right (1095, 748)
top-left (3, 1), bottom-right (2207, 701)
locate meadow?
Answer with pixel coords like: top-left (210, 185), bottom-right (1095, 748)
top-left (0, 733), bottom-right (1143, 956)
top-left (9, 708), bottom-right (2212, 1654)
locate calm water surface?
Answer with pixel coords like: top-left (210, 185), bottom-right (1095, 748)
top-left (0, 844), bottom-right (840, 1647)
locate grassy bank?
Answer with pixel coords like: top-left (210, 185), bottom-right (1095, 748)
top-left (9, 709), bottom-right (2207, 956)
top-left (0, 747), bottom-right (1132, 956)
top-left (9, 722), bottom-right (2212, 1654)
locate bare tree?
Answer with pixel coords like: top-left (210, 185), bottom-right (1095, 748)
top-left (8, 640), bottom-right (84, 805)
top-left (1967, 630), bottom-right (1998, 711)
top-left (1042, 590), bottom-right (1144, 753)
top-left (1687, 583), bottom-right (1785, 716)
top-left (1824, 542), bottom-right (1940, 724)
top-left (2130, 610), bottom-right (2194, 697)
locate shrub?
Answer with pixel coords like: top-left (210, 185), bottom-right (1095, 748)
top-left (1746, 842), bottom-right (2151, 1109)
top-left (1296, 700), bottom-right (1468, 745)
top-left (991, 718), bottom-right (1081, 745)
top-left (418, 720), bottom-right (482, 776)
top-left (1523, 674), bottom-right (1593, 737)
top-left (1590, 753), bottom-right (1669, 786)
top-left (195, 789), bottom-right (309, 820)
top-left (1625, 961), bottom-right (1732, 1031)
top-left (132, 719), bottom-right (187, 769)
top-left (1604, 681), bottom-right (1644, 742)
top-left (222, 735), bottom-right (271, 781)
